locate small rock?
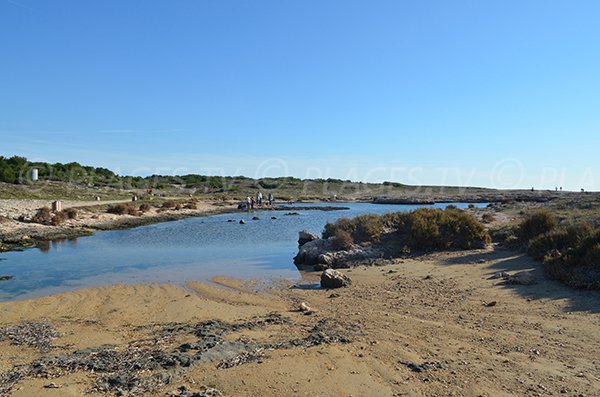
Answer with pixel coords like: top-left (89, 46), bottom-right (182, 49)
top-left (298, 230), bottom-right (319, 247)
top-left (507, 271), bottom-right (536, 285)
top-left (252, 216), bottom-right (259, 220)
top-left (44, 383), bottom-right (61, 389)
top-left (239, 220), bottom-right (246, 224)
top-left (483, 301), bottom-right (497, 307)
top-left (488, 271), bottom-right (510, 280)
top-left (320, 269), bottom-right (351, 289)
top-left (299, 302), bottom-right (314, 315)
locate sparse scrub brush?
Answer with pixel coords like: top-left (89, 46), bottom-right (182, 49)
top-left (32, 207), bottom-right (52, 224)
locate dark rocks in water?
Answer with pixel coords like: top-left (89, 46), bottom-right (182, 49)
top-left (0, 275), bottom-right (14, 281)
top-left (271, 216), bottom-right (277, 220)
top-left (252, 216), bottom-right (259, 220)
top-left (227, 219), bottom-right (235, 222)
top-left (239, 220), bottom-right (246, 224)
top-left (320, 269), bottom-right (351, 289)
top-left (298, 230), bottom-right (319, 247)
top-left (285, 212), bottom-right (300, 216)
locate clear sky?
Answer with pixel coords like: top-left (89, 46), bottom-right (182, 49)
top-left (1, 0), bottom-right (599, 191)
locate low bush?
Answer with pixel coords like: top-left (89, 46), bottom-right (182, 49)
top-left (527, 223), bottom-right (594, 260)
top-left (64, 208), bottom-right (78, 219)
top-left (323, 207), bottom-right (490, 253)
top-left (481, 212), bottom-right (496, 224)
top-left (331, 229), bottom-right (354, 251)
top-left (323, 214), bottom-right (383, 244)
top-left (162, 200), bottom-right (176, 209)
top-left (51, 211), bottom-right (66, 226)
top-left (139, 203), bottom-right (151, 213)
top-left (32, 207), bottom-right (52, 224)
top-left (542, 228), bottom-right (600, 289)
top-left (391, 207), bottom-right (491, 251)
top-left (184, 201), bottom-right (198, 210)
top-left (519, 209), bottom-right (557, 242)
top-left (107, 203), bottom-right (137, 216)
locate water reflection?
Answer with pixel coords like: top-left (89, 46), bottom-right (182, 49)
top-left (37, 241), bottom-right (50, 253)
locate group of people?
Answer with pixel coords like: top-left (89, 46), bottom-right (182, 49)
top-left (243, 191), bottom-right (273, 210)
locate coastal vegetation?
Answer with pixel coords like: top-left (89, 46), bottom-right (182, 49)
top-left (489, 208), bottom-right (600, 289)
top-left (323, 207), bottom-right (491, 254)
top-left (0, 155), bottom-right (496, 201)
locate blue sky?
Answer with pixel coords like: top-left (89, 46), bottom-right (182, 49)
top-left (1, 0), bottom-right (599, 190)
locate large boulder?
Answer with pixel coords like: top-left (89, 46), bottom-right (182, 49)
top-left (320, 269), bottom-right (352, 289)
top-left (298, 230), bottom-right (319, 247)
top-left (293, 238), bottom-right (332, 267)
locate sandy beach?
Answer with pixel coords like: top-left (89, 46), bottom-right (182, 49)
top-left (1, 247), bottom-right (598, 397)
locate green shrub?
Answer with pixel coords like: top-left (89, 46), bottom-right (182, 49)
top-left (323, 217), bottom-right (354, 239)
top-left (396, 207), bottom-right (490, 251)
top-left (331, 229), bottom-right (354, 251)
top-left (489, 223), bottom-right (520, 247)
top-left (323, 214), bottom-right (383, 244)
top-left (139, 203), bottom-right (151, 212)
top-left (32, 207), bottom-right (52, 224)
top-left (543, 229), bottom-right (600, 289)
top-left (323, 207), bottom-right (490, 252)
top-left (528, 223), bottom-right (594, 260)
top-left (519, 209), bottom-right (557, 242)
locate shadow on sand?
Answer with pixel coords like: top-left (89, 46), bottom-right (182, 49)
top-left (441, 248), bottom-right (600, 314)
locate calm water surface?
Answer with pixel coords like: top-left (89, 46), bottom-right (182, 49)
top-left (0, 202), bottom-right (485, 301)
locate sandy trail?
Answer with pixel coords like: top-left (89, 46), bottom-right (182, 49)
top-left (0, 248), bottom-right (598, 397)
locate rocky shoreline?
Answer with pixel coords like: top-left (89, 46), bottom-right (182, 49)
top-left (0, 201), bottom-right (351, 253)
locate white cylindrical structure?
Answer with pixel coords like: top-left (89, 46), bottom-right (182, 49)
top-left (30, 168), bottom-right (39, 181)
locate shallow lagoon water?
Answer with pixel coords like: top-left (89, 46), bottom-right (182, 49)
top-left (0, 202), bottom-right (486, 301)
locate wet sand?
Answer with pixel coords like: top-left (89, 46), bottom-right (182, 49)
top-left (1, 248), bottom-right (598, 396)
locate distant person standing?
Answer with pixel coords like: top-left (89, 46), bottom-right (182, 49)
top-left (256, 191), bottom-right (263, 206)
top-left (250, 196), bottom-right (255, 209)
top-left (268, 192), bottom-right (273, 206)
top-left (246, 196), bottom-right (252, 211)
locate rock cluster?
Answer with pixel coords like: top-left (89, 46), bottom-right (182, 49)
top-left (320, 269), bottom-right (352, 289)
top-left (293, 231), bottom-right (381, 270)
